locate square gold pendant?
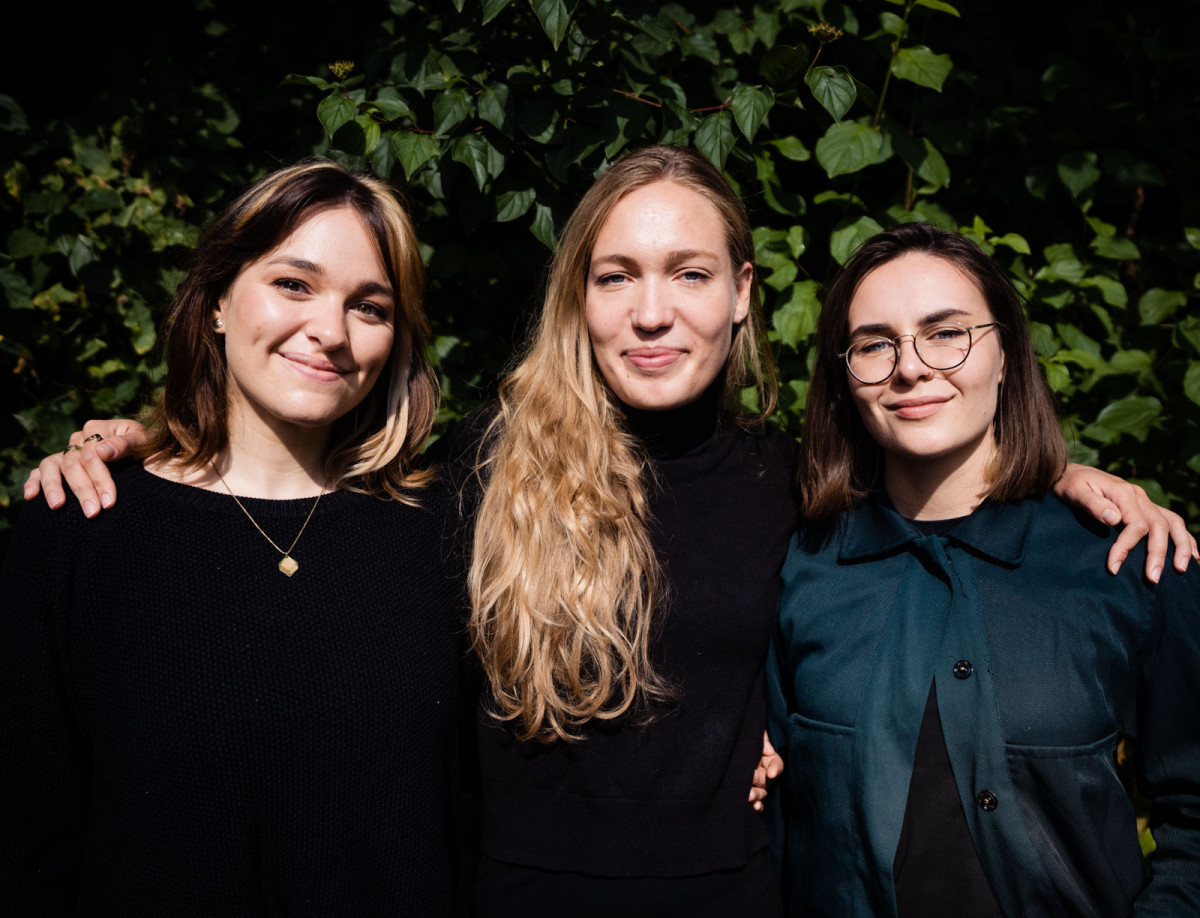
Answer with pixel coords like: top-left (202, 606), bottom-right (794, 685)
top-left (278, 556), bottom-right (299, 577)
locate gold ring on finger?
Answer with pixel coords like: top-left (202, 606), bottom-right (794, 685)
top-left (83, 433), bottom-right (104, 443)
top-left (63, 444), bottom-right (82, 455)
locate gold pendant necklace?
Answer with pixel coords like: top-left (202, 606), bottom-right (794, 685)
top-left (214, 465), bottom-right (325, 577)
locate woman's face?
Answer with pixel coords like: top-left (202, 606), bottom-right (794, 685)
top-left (585, 181), bottom-right (752, 411)
top-left (215, 205), bottom-right (396, 441)
top-left (846, 252), bottom-right (1005, 482)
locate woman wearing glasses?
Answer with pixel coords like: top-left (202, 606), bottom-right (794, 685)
top-left (766, 223), bottom-right (1200, 916)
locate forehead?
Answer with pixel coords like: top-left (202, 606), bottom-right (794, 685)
top-left (593, 181), bottom-right (729, 255)
top-left (848, 252), bottom-right (989, 326)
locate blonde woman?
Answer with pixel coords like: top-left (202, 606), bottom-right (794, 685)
top-left (23, 147), bottom-right (1194, 916)
top-left (451, 147), bottom-right (1194, 915)
top-left (1, 161), bottom-right (462, 914)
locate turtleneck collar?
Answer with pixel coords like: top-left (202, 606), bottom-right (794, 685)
top-left (616, 381), bottom-right (723, 459)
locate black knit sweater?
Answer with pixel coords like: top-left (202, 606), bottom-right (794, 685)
top-left (0, 464), bottom-right (464, 916)
top-left (470, 402), bottom-right (799, 877)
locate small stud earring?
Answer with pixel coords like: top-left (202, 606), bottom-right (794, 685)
top-left (213, 317), bottom-right (224, 330)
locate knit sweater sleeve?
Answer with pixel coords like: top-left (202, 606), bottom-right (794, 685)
top-left (0, 499), bottom-right (90, 913)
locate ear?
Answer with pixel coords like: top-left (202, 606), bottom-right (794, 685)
top-left (998, 343), bottom-right (1006, 385)
top-left (732, 261), bottom-right (753, 325)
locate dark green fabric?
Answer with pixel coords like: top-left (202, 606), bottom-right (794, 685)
top-left (767, 494), bottom-right (1200, 917)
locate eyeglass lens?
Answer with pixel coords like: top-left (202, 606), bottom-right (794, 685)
top-left (846, 322), bottom-right (973, 383)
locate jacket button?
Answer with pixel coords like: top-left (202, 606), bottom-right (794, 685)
top-left (952, 660), bottom-right (974, 679)
top-left (976, 790), bottom-right (999, 812)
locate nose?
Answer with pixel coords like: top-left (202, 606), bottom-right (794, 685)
top-left (892, 334), bottom-right (931, 384)
top-left (306, 297), bottom-right (350, 351)
top-left (631, 278), bottom-right (674, 332)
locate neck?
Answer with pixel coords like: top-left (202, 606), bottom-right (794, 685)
top-left (618, 382), bottom-right (722, 458)
top-left (148, 407), bottom-right (333, 499)
top-left (883, 435), bottom-right (993, 521)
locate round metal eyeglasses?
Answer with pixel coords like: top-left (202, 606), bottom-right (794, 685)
top-left (839, 321), bottom-right (1000, 385)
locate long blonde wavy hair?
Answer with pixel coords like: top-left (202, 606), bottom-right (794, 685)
top-left (468, 145), bottom-right (776, 742)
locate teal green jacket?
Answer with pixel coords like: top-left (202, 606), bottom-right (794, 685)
top-left (766, 494), bottom-right (1200, 916)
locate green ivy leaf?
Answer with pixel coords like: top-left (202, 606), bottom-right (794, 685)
top-left (815, 122), bottom-right (883, 178)
top-left (695, 110), bottom-right (736, 168)
top-left (1184, 361), bottom-right (1200, 407)
top-left (914, 0), bottom-right (960, 14)
top-left (891, 46), bottom-right (953, 92)
top-left (390, 132), bottom-right (439, 180)
top-left (482, 0), bottom-right (516, 23)
top-left (495, 188), bottom-right (536, 222)
top-left (478, 84), bottom-right (512, 134)
top-left (1186, 227), bottom-right (1200, 251)
top-left (451, 134), bottom-right (505, 190)
top-left (731, 84), bottom-right (773, 142)
top-left (1090, 234), bottom-right (1139, 260)
top-left (1138, 287), bottom-right (1186, 325)
top-left (530, 0), bottom-right (571, 50)
top-left (768, 136), bottom-right (810, 161)
top-left (892, 133), bottom-right (950, 187)
top-left (530, 201), bottom-right (557, 250)
top-left (317, 94), bottom-right (358, 138)
top-left (433, 88), bottom-right (472, 136)
top-left (355, 115), bottom-right (382, 155)
top-left (518, 97), bottom-right (560, 144)
top-left (830, 216), bottom-right (885, 265)
top-left (1086, 395), bottom-right (1162, 443)
top-left (1057, 151), bottom-right (1101, 199)
top-left (759, 45), bottom-right (809, 90)
top-left (805, 66), bottom-right (856, 122)
top-left (772, 280), bottom-right (822, 351)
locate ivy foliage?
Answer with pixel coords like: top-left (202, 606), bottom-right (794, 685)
top-left (2, 0), bottom-right (1198, 543)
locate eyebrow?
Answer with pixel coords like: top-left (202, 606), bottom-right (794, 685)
top-left (590, 249), bottom-right (722, 273)
top-left (265, 256), bottom-right (394, 300)
top-left (848, 307), bottom-right (971, 339)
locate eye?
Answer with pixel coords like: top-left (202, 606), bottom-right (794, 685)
top-left (922, 323), bottom-right (969, 344)
top-left (678, 269), bottom-right (712, 284)
top-left (851, 338), bottom-right (892, 357)
top-left (272, 277), bottom-right (309, 295)
top-left (350, 301), bottom-right (390, 320)
top-left (593, 272), bottom-right (629, 287)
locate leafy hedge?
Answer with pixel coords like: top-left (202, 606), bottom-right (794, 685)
top-left (3, 0), bottom-right (1198, 546)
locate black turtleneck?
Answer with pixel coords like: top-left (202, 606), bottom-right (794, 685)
top-left (456, 397), bottom-right (799, 880)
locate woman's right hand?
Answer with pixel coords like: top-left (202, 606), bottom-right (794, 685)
top-left (24, 419), bottom-right (151, 517)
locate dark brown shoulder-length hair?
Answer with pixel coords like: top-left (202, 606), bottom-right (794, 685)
top-left (798, 222), bottom-right (1068, 520)
top-left (140, 158), bottom-right (439, 500)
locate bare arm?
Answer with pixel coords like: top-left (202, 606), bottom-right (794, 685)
top-left (23, 419), bottom-right (151, 517)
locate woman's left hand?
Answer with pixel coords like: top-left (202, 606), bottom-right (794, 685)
top-left (1054, 463), bottom-right (1198, 582)
top-left (749, 731), bottom-right (784, 812)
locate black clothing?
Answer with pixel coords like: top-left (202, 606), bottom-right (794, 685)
top-left (469, 407), bottom-right (799, 885)
top-left (0, 464), bottom-right (463, 916)
top-left (894, 515), bottom-right (1003, 917)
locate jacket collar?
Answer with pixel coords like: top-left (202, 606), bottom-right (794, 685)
top-left (838, 493), bottom-right (1041, 567)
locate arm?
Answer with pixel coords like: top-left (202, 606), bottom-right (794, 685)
top-left (0, 503), bottom-right (90, 910)
top-left (22, 418), bottom-right (150, 517)
top-left (1132, 567), bottom-right (1200, 913)
top-left (1054, 464), bottom-right (1198, 582)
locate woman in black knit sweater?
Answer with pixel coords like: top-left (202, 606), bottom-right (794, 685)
top-left (0, 161), bottom-right (463, 915)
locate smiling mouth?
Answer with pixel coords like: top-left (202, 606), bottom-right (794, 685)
top-left (624, 348), bottom-right (684, 371)
top-left (280, 352), bottom-right (351, 381)
top-left (887, 396), bottom-right (951, 420)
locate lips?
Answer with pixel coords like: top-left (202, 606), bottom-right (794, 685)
top-left (886, 395), bottom-right (951, 419)
top-left (279, 352), bottom-right (351, 382)
top-left (624, 347), bottom-right (684, 371)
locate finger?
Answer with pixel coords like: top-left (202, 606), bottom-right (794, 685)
top-left (1156, 509), bottom-right (1198, 572)
top-left (1106, 518), bottom-right (1148, 577)
top-left (1140, 511), bottom-right (1170, 585)
top-left (765, 757), bottom-right (784, 780)
top-left (60, 451), bottom-right (105, 519)
top-left (76, 442), bottom-right (122, 510)
top-left (1079, 490), bottom-right (1123, 528)
top-left (35, 455), bottom-right (69, 509)
top-left (749, 787), bottom-right (767, 804)
top-left (23, 468), bottom-right (43, 501)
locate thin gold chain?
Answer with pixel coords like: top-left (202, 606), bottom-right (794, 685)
top-left (213, 465), bottom-right (324, 558)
